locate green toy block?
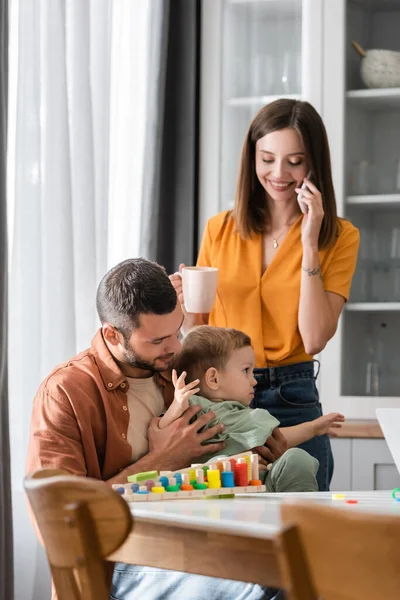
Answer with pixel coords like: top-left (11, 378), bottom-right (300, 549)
top-left (166, 484), bottom-right (181, 492)
top-left (204, 493), bottom-right (235, 500)
top-left (127, 470), bottom-right (158, 483)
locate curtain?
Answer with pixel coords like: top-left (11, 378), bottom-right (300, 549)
top-left (0, 1), bottom-right (13, 598)
top-left (140, 0), bottom-right (201, 273)
top-left (8, 1), bottom-right (197, 597)
top-left (107, 0), bottom-right (151, 267)
top-left (8, 1), bottom-right (113, 597)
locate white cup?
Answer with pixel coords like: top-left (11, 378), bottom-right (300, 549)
top-left (181, 266), bottom-right (218, 313)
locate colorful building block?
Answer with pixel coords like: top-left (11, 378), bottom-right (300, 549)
top-left (114, 484), bottom-right (266, 502)
top-left (113, 451), bottom-right (267, 502)
top-left (127, 470), bottom-right (158, 483)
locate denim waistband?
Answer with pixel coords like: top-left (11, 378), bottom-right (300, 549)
top-left (254, 360), bottom-right (319, 387)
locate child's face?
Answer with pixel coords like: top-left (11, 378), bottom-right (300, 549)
top-left (217, 346), bottom-right (257, 406)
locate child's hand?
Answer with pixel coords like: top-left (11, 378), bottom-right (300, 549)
top-left (314, 413), bottom-right (345, 437)
top-left (172, 369), bottom-right (200, 410)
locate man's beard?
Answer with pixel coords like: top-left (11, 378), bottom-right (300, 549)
top-left (121, 343), bottom-right (174, 373)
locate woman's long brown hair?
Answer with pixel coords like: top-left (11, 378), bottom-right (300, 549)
top-left (233, 99), bottom-right (338, 249)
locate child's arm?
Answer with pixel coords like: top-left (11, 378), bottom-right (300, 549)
top-left (280, 413), bottom-right (345, 448)
top-left (158, 370), bottom-right (200, 429)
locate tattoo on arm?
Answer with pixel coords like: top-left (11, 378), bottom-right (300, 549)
top-left (302, 266), bottom-right (322, 280)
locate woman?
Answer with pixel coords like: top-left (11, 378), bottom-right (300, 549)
top-left (171, 99), bottom-right (359, 491)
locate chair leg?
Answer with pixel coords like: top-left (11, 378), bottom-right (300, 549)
top-left (51, 566), bottom-right (81, 600)
top-left (275, 524), bottom-right (317, 600)
top-left (64, 502), bottom-right (111, 600)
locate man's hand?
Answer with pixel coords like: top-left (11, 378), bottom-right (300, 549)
top-left (252, 427), bottom-right (288, 467)
top-left (147, 404), bottom-right (226, 471)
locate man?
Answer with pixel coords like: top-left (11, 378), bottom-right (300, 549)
top-left (26, 258), bottom-right (286, 600)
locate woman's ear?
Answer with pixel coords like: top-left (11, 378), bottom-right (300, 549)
top-left (204, 367), bottom-right (219, 391)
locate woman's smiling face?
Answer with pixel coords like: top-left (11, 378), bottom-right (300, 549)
top-left (255, 127), bottom-right (309, 203)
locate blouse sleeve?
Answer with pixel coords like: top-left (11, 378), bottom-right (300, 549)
top-left (323, 222), bottom-right (360, 301)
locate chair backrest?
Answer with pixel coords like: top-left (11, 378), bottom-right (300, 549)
top-left (278, 502), bottom-right (400, 600)
top-left (24, 469), bottom-right (133, 600)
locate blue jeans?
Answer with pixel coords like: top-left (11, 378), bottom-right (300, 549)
top-left (111, 565), bottom-right (284, 600)
top-left (251, 360), bottom-right (334, 492)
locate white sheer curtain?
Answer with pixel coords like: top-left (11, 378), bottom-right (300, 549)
top-left (7, 1), bottom-right (151, 598)
top-left (108, 0), bottom-right (150, 268)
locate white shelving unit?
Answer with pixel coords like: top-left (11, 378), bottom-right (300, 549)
top-left (321, 0), bottom-right (400, 419)
top-left (200, 0), bottom-right (400, 420)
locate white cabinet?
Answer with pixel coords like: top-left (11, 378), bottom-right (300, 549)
top-left (331, 438), bottom-right (400, 491)
top-left (351, 439), bottom-right (400, 490)
top-left (321, 0), bottom-right (400, 419)
top-left (330, 439), bottom-right (352, 491)
top-left (200, 0), bottom-right (400, 420)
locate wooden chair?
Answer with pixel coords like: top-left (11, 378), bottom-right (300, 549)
top-left (24, 469), bottom-right (133, 600)
top-left (277, 502), bottom-right (400, 600)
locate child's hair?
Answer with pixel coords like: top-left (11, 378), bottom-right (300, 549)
top-left (175, 325), bottom-right (252, 382)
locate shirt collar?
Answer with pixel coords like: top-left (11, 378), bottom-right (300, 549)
top-left (90, 329), bottom-right (172, 392)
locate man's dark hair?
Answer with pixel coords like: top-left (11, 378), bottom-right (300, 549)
top-left (96, 258), bottom-right (178, 337)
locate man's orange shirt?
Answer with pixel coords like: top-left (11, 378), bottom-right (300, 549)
top-left (197, 211), bottom-right (360, 368)
top-left (26, 330), bottom-right (174, 481)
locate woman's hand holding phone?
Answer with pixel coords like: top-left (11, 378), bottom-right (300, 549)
top-left (297, 170), bottom-right (312, 214)
top-left (295, 171), bottom-right (325, 249)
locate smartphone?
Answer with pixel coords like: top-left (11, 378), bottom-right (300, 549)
top-left (297, 170), bottom-right (312, 214)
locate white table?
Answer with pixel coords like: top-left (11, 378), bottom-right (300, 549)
top-left (109, 491), bottom-right (400, 587)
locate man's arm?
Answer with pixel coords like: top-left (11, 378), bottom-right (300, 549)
top-left (106, 451), bottom-right (170, 485)
top-left (26, 390), bottom-right (88, 478)
top-left (27, 390), bottom-right (227, 485)
top-left (26, 390), bottom-right (166, 484)
top-left (252, 427), bottom-right (288, 467)
top-left (109, 404), bottom-right (227, 484)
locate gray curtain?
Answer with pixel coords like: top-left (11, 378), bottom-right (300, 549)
top-left (140, 0), bottom-right (201, 273)
top-left (0, 1), bottom-right (12, 599)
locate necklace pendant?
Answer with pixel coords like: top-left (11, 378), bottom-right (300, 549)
top-left (273, 239), bottom-right (278, 249)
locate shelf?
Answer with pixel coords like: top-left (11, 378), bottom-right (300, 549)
top-left (227, 0), bottom-right (302, 19)
top-left (351, 0), bottom-right (400, 11)
top-left (346, 88), bottom-right (400, 110)
top-left (346, 194), bottom-right (400, 207)
top-left (345, 303), bottom-right (400, 311)
top-left (227, 94), bottom-right (301, 107)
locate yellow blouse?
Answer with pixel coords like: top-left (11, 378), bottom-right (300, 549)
top-left (197, 211), bottom-right (360, 368)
